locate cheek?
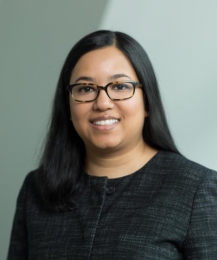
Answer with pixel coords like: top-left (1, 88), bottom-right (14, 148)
top-left (70, 107), bottom-right (82, 126)
top-left (124, 99), bottom-right (146, 136)
top-left (124, 95), bottom-right (146, 119)
top-left (69, 102), bottom-right (90, 130)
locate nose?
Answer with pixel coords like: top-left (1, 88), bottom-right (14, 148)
top-left (93, 88), bottom-right (114, 111)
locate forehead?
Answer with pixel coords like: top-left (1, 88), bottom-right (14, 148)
top-left (70, 46), bottom-right (138, 83)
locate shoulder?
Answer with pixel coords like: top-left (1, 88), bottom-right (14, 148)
top-left (19, 170), bottom-right (37, 192)
top-left (17, 169), bottom-right (42, 208)
top-left (153, 152), bottom-right (217, 257)
top-left (152, 150), bottom-right (216, 180)
top-left (141, 150), bottom-right (217, 200)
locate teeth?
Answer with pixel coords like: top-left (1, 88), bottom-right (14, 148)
top-left (93, 119), bottom-right (118, 126)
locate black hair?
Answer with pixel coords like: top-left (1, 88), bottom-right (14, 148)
top-left (36, 30), bottom-right (180, 212)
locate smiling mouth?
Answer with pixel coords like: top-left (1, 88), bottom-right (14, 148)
top-left (93, 119), bottom-right (119, 126)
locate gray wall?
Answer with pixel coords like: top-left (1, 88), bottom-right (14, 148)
top-left (0, 1), bottom-right (108, 258)
top-left (100, 0), bottom-right (217, 170)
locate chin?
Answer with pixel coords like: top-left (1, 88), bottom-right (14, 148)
top-left (83, 135), bottom-right (125, 152)
top-left (95, 143), bottom-right (120, 150)
top-left (87, 140), bottom-right (122, 152)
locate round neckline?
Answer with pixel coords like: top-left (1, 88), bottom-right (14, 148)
top-left (84, 149), bottom-right (162, 182)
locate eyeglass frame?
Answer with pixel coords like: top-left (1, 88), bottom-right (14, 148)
top-left (67, 80), bottom-right (143, 103)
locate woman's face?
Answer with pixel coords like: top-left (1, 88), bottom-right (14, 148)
top-left (69, 46), bottom-right (148, 153)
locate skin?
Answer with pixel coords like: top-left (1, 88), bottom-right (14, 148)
top-left (69, 46), bottom-right (158, 178)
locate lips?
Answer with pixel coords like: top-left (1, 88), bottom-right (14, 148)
top-left (93, 119), bottom-right (119, 126)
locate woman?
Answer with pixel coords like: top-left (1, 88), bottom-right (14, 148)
top-left (8, 30), bottom-right (217, 259)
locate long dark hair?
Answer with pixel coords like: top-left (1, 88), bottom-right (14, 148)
top-left (36, 30), bottom-right (180, 212)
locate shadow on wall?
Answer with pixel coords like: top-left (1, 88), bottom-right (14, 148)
top-left (0, 1), bottom-right (109, 259)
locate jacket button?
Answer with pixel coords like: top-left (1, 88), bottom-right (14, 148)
top-left (106, 186), bottom-right (115, 195)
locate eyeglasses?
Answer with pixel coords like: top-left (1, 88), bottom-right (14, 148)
top-left (67, 81), bottom-right (142, 102)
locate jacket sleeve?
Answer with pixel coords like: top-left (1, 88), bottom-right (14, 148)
top-left (183, 170), bottom-right (217, 259)
top-left (7, 174), bottom-right (31, 260)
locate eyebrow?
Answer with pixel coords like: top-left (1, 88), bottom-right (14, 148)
top-left (74, 74), bottom-right (130, 83)
top-left (75, 76), bottom-right (94, 83)
top-left (109, 74), bottom-right (131, 80)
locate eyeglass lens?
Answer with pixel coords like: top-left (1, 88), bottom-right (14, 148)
top-left (72, 82), bottom-right (135, 101)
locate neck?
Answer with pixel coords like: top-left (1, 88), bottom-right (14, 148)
top-left (85, 141), bottom-right (158, 179)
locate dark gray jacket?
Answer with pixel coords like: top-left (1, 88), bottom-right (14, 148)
top-left (7, 151), bottom-right (217, 259)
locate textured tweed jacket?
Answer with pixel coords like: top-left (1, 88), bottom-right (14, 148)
top-left (7, 151), bottom-right (217, 259)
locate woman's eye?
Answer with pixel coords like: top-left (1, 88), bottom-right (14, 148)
top-left (78, 86), bottom-right (95, 93)
top-left (112, 83), bottom-right (131, 91)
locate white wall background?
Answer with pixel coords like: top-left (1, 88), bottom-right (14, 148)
top-left (99, 0), bottom-right (217, 170)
